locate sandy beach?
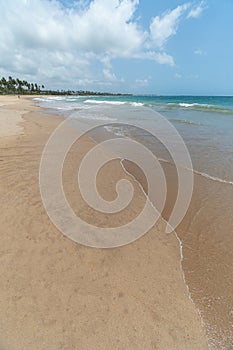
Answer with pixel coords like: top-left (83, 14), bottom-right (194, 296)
top-left (0, 96), bottom-right (208, 349)
top-left (0, 97), bottom-right (25, 137)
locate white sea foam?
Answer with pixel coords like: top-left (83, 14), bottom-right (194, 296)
top-left (158, 158), bottom-right (233, 186)
top-left (130, 102), bottom-right (144, 107)
top-left (167, 102), bottom-right (233, 114)
top-left (169, 118), bottom-right (204, 126)
top-left (84, 99), bottom-right (125, 105)
top-left (194, 170), bottom-right (233, 186)
top-left (56, 107), bottom-right (74, 110)
top-left (104, 125), bottom-right (125, 137)
top-left (33, 97), bottom-right (48, 102)
top-left (84, 99), bottom-right (144, 107)
top-left (74, 114), bottom-right (117, 121)
top-left (33, 96), bottom-right (66, 102)
top-left (179, 103), bottom-right (196, 107)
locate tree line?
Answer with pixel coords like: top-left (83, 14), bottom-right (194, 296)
top-left (0, 76), bottom-right (44, 94)
top-left (0, 76), bottom-right (132, 96)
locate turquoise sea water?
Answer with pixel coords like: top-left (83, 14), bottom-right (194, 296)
top-left (36, 94), bottom-right (233, 112)
top-left (35, 95), bottom-right (233, 184)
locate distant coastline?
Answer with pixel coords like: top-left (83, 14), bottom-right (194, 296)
top-left (0, 76), bottom-right (132, 96)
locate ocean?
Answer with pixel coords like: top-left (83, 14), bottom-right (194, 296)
top-left (35, 95), bottom-right (233, 184)
top-left (35, 95), bottom-right (233, 350)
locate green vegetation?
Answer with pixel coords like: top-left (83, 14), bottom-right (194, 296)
top-left (0, 76), bottom-right (131, 96)
top-left (0, 76), bottom-right (44, 94)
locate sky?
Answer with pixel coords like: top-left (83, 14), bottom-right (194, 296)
top-left (0, 0), bottom-right (233, 95)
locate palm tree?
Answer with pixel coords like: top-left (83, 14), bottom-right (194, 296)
top-left (16, 78), bottom-right (23, 94)
top-left (0, 77), bottom-right (7, 88)
top-left (22, 80), bottom-right (29, 92)
top-left (26, 81), bottom-right (31, 91)
top-left (7, 76), bottom-right (17, 93)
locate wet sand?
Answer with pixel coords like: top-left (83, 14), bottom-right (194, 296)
top-left (124, 159), bottom-right (233, 349)
top-left (0, 96), bottom-right (208, 349)
top-left (176, 172), bottom-right (233, 349)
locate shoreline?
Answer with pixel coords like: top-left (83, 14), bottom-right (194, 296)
top-left (120, 158), bottom-right (208, 341)
top-left (0, 96), bottom-right (208, 349)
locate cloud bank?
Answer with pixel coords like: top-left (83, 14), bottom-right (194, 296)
top-left (0, 0), bottom-right (205, 89)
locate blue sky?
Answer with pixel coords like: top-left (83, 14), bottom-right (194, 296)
top-left (0, 0), bottom-right (232, 95)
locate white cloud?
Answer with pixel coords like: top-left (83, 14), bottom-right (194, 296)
top-left (151, 52), bottom-right (175, 66)
top-left (103, 69), bottom-right (124, 82)
top-left (0, 0), bottom-right (205, 89)
top-left (135, 78), bottom-right (150, 86)
top-left (149, 3), bottom-right (190, 49)
top-left (103, 69), bottom-right (117, 81)
top-left (135, 51), bottom-right (175, 66)
top-left (187, 1), bottom-right (207, 19)
top-left (0, 0), bottom-right (143, 58)
top-left (175, 73), bottom-right (199, 79)
top-left (194, 49), bottom-right (206, 55)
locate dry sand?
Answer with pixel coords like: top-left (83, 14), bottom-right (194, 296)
top-left (0, 96), bottom-right (208, 349)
